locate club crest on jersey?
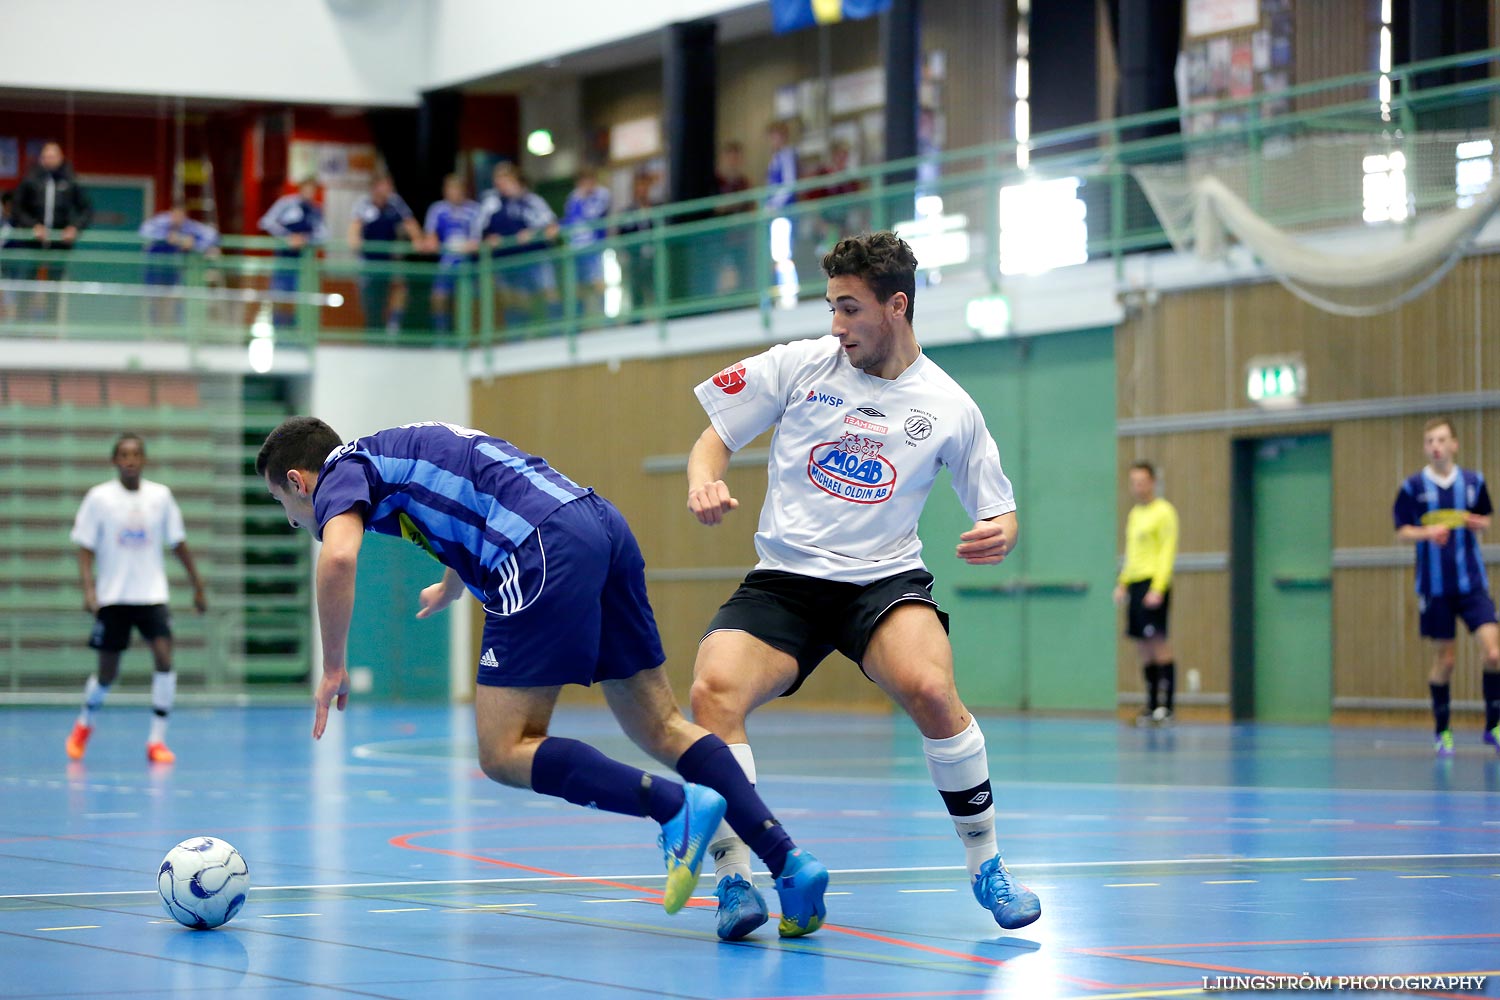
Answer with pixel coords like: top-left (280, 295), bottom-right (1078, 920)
top-left (804, 389), bottom-right (844, 407)
top-left (712, 363), bottom-right (748, 395)
top-left (807, 432), bottom-right (897, 504)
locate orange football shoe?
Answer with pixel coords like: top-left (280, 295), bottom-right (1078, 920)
top-left (146, 741), bottom-right (176, 765)
top-left (66, 722), bottom-right (93, 761)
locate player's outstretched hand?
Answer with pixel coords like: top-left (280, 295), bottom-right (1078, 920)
top-left (957, 519), bottom-right (1013, 565)
top-left (312, 668), bottom-right (350, 740)
top-left (689, 480), bottom-right (739, 526)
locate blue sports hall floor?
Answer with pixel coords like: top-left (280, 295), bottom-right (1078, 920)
top-left (1, 703), bottom-right (1498, 999)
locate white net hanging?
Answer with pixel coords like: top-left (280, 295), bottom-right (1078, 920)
top-left (1131, 131), bottom-right (1500, 316)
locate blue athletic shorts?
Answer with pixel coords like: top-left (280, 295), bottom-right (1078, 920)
top-left (1418, 589), bottom-right (1498, 640)
top-left (476, 493), bottom-right (665, 688)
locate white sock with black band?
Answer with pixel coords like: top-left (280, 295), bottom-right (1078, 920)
top-left (708, 742), bottom-right (758, 884)
top-left (149, 671), bottom-right (177, 744)
top-left (923, 716), bottom-right (999, 877)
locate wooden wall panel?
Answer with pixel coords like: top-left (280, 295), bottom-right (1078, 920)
top-left (1292, 0), bottom-right (1375, 112)
top-left (1115, 571), bottom-right (1231, 698)
top-left (1119, 429), bottom-right (1232, 553)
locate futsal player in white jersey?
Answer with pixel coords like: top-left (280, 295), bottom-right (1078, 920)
top-left (66, 434), bottom-right (207, 764)
top-left (686, 231), bottom-right (1041, 940)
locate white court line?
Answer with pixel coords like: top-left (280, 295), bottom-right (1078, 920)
top-left (897, 889), bottom-right (955, 894)
top-left (260, 913), bottom-right (320, 919)
top-left (369, 907), bottom-right (428, 913)
top-left (1105, 883), bottom-right (1158, 888)
top-left (1203, 880), bottom-right (1257, 884)
top-left (37, 925), bottom-right (98, 931)
top-left (1303, 877), bottom-right (1356, 882)
top-left (6, 854), bottom-right (1496, 900)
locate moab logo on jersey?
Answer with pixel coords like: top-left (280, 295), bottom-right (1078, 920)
top-left (807, 433), bottom-right (897, 504)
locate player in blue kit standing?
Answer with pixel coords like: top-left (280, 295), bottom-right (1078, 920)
top-left (422, 174), bottom-right (482, 335)
top-left (561, 167), bottom-right (612, 316)
top-left (256, 417), bottom-right (828, 930)
top-left (347, 174), bottom-right (422, 335)
top-left (258, 178), bottom-right (327, 328)
top-left (1393, 416), bottom-right (1500, 756)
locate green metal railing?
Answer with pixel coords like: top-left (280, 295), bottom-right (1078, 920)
top-left (3, 47), bottom-right (1498, 353)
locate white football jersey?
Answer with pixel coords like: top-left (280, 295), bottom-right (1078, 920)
top-left (694, 335), bottom-right (1015, 583)
top-left (70, 479), bottom-right (187, 606)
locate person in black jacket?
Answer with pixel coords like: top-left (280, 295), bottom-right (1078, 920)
top-left (6, 142), bottom-right (92, 311)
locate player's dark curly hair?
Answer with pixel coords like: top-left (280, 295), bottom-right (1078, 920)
top-left (821, 231), bottom-right (918, 322)
top-left (112, 432), bottom-right (145, 460)
top-left (256, 416), bottom-right (343, 486)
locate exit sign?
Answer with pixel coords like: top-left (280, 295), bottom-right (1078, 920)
top-left (1247, 355), bottom-right (1306, 408)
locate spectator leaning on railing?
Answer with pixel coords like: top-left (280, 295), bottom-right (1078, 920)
top-left (475, 162), bottom-right (560, 330)
top-left (258, 177), bottom-right (327, 327)
top-left (561, 166), bottom-right (612, 316)
top-left (348, 173), bottom-right (423, 336)
top-left (139, 202), bottom-right (220, 324)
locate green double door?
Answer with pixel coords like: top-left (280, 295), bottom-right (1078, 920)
top-left (1234, 434), bottom-right (1333, 722)
top-left (918, 328), bottom-right (1118, 712)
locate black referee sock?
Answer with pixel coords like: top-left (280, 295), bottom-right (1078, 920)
top-left (1159, 661), bottom-right (1176, 713)
top-left (1430, 682), bottom-right (1452, 736)
top-left (1143, 665), bottom-right (1161, 711)
top-left (1482, 672), bottom-right (1500, 732)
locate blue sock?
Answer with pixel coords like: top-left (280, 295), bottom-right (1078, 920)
top-left (530, 737), bottom-right (685, 823)
top-left (677, 734), bottom-right (794, 878)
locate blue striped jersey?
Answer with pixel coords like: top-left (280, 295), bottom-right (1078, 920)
top-left (258, 195), bottom-right (328, 243)
top-left (312, 422), bottom-right (592, 602)
top-left (139, 212), bottom-right (219, 254)
top-left (1393, 466), bottom-right (1493, 597)
top-left (562, 185), bottom-right (611, 247)
top-left (351, 193), bottom-right (414, 258)
top-left (423, 199), bottom-right (481, 255)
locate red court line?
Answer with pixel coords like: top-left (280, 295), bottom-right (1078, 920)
top-left (388, 826), bottom-right (670, 901)
top-left (390, 824), bottom-right (1073, 976)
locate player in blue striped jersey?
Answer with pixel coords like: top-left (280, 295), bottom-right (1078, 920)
top-left (256, 417), bottom-right (828, 932)
top-left (258, 178), bottom-right (327, 327)
top-left (561, 167), bottom-right (612, 314)
top-left (422, 174), bottom-right (481, 334)
top-left (348, 174), bottom-right (422, 335)
top-left (1393, 417), bottom-right (1500, 756)
top-left (476, 162), bottom-right (560, 329)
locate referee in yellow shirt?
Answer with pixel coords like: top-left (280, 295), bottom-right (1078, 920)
top-left (1113, 461), bottom-right (1180, 726)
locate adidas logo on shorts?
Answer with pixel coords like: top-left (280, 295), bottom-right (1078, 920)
top-left (479, 648), bottom-right (499, 668)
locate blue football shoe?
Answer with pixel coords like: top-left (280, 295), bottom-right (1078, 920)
top-left (657, 783), bottom-right (727, 914)
top-left (774, 849), bottom-right (828, 937)
top-left (713, 873), bottom-right (769, 940)
top-left (972, 856), bottom-right (1041, 930)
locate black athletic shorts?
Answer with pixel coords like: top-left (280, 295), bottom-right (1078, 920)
top-left (1125, 579), bottom-right (1170, 640)
top-left (89, 604), bottom-right (172, 653)
top-left (702, 568), bottom-right (950, 697)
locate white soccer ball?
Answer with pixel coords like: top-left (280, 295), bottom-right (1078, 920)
top-left (157, 837), bottom-right (250, 929)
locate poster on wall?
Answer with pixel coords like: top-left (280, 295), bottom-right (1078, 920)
top-left (0, 138), bottom-right (17, 180)
top-left (1186, 0), bottom-right (1259, 38)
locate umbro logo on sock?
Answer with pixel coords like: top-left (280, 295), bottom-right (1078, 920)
top-left (479, 648), bottom-right (499, 668)
top-left (968, 791), bottom-right (991, 807)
